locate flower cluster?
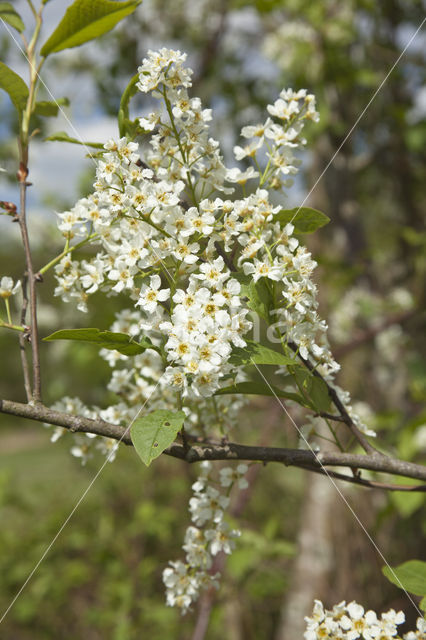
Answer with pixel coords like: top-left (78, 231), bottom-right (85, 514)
top-left (163, 461), bottom-right (247, 613)
top-left (304, 600), bottom-right (425, 640)
top-left (52, 47), bottom-right (371, 440)
top-left (45, 48), bottom-right (381, 609)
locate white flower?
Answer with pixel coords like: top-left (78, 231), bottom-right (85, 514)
top-left (137, 274), bottom-right (170, 313)
top-left (0, 276), bottom-right (21, 299)
top-left (219, 464), bottom-right (249, 489)
top-left (243, 258), bottom-right (283, 282)
top-left (205, 521), bottom-right (240, 556)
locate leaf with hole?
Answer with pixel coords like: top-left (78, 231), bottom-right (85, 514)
top-left (43, 328), bottom-right (159, 356)
top-left (40, 0), bottom-right (141, 57)
top-left (131, 410), bottom-right (186, 466)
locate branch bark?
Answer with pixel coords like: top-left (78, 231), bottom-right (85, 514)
top-left (1, 398), bottom-right (425, 485)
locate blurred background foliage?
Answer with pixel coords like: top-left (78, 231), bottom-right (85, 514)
top-left (0, 0), bottom-right (425, 638)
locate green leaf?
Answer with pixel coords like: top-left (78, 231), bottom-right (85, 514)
top-left (309, 377), bottom-right (331, 412)
top-left (391, 480), bottom-right (425, 518)
top-left (118, 72), bottom-right (139, 137)
top-left (0, 2), bottom-right (25, 32)
top-left (43, 328), bottom-right (158, 356)
top-left (234, 273), bottom-right (272, 321)
top-left (275, 207), bottom-right (330, 234)
top-left (292, 369), bottom-right (331, 412)
top-left (40, 0), bottom-right (141, 57)
top-left (382, 560), bottom-right (426, 597)
top-left (420, 596), bottom-right (426, 613)
top-left (33, 97), bottom-right (70, 118)
top-left (229, 340), bottom-right (300, 367)
top-left (0, 62), bottom-right (29, 118)
top-left (215, 381), bottom-right (304, 404)
top-left (44, 131), bottom-right (105, 149)
top-left (131, 410), bottom-right (186, 466)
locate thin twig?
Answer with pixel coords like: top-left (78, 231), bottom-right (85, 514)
top-left (17, 171), bottom-right (42, 402)
top-left (18, 272), bottom-right (32, 402)
top-left (1, 399), bottom-right (425, 484)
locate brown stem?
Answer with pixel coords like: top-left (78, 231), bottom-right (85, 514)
top-left (18, 272), bottom-right (32, 402)
top-left (1, 399), bottom-right (425, 484)
top-left (17, 170), bottom-right (42, 403)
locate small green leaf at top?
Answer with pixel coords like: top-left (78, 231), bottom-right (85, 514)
top-left (44, 131), bottom-right (105, 149)
top-left (43, 327), bottom-right (159, 356)
top-left (382, 560), bottom-right (426, 598)
top-left (275, 207), bottom-right (330, 234)
top-left (40, 0), bottom-right (141, 57)
top-left (131, 410), bottom-right (186, 466)
top-left (0, 3), bottom-right (25, 32)
top-left (229, 340), bottom-right (300, 367)
top-left (0, 62), bottom-right (29, 118)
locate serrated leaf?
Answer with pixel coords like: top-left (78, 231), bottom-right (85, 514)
top-left (131, 410), bottom-right (185, 466)
top-left (40, 0), bottom-right (141, 57)
top-left (382, 560), bottom-right (426, 597)
top-left (0, 2), bottom-right (25, 32)
top-left (33, 97), bottom-right (70, 117)
top-left (0, 62), bottom-right (29, 118)
top-left (229, 340), bottom-right (300, 367)
top-left (275, 207), bottom-right (330, 233)
top-left (234, 273), bottom-right (272, 321)
top-left (44, 131), bottom-right (105, 148)
top-left (215, 381), bottom-right (304, 404)
top-left (43, 328), bottom-right (158, 356)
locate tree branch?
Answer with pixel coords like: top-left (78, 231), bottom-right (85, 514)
top-left (17, 167), bottom-right (42, 403)
top-left (1, 399), bottom-right (425, 485)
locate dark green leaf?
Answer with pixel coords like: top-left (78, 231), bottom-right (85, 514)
top-left (229, 340), bottom-right (300, 367)
top-left (43, 328), bottom-right (158, 356)
top-left (382, 560), bottom-right (426, 597)
top-left (275, 207), bottom-right (330, 233)
top-left (234, 273), bottom-right (272, 321)
top-left (44, 131), bottom-right (105, 149)
top-left (0, 3), bottom-right (25, 32)
top-left (215, 381), bottom-right (304, 404)
top-left (291, 369), bottom-right (331, 412)
top-left (33, 97), bottom-right (70, 117)
top-left (131, 410), bottom-right (186, 466)
top-left (40, 0), bottom-right (141, 57)
top-left (0, 62), bottom-right (29, 118)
